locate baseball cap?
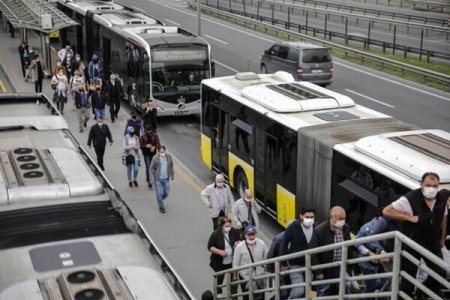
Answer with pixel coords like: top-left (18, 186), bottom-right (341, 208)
top-left (244, 225), bottom-right (257, 235)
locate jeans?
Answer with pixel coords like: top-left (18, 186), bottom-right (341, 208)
top-left (94, 108), bottom-right (105, 119)
top-left (126, 160), bottom-right (139, 182)
top-left (316, 267), bottom-right (351, 297)
top-left (288, 265), bottom-right (305, 299)
top-left (76, 107), bottom-right (90, 130)
top-left (155, 178), bottom-right (170, 209)
top-left (143, 154), bottom-right (154, 183)
top-left (360, 265), bottom-right (387, 300)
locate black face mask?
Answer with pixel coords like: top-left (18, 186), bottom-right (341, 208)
top-left (132, 115), bottom-right (137, 119)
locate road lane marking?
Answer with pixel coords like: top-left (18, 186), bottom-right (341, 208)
top-left (213, 60), bottom-right (239, 73)
top-left (345, 89), bottom-right (395, 108)
top-left (0, 79), bottom-right (6, 92)
top-left (164, 18), bottom-right (180, 26)
top-left (204, 34), bottom-right (229, 45)
top-left (148, 0), bottom-right (275, 42)
top-left (336, 62), bottom-right (450, 102)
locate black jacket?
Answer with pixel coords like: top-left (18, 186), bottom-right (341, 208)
top-left (142, 108), bottom-right (158, 130)
top-left (89, 90), bottom-right (107, 109)
top-left (87, 124), bottom-right (113, 148)
top-left (207, 228), bottom-right (241, 271)
top-left (280, 220), bottom-right (315, 266)
top-left (104, 80), bottom-right (125, 103)
top-left (310, 221), bottom-right (352, 278)
top-left (401, 188), bottom-right (446, 251)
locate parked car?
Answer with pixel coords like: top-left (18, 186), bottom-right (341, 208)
top-left (260, 42), bottom-right (333, 86)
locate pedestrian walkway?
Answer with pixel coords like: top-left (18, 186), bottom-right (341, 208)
top-left (0, 25), bottom-right (216, 298)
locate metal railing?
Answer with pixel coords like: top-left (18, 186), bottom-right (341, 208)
top-left (213, 231), bottom-right (450, 299)
top-left (188, 1), bottom-right (450, 90)
top-left (350, 0), bottom-right (450, 13)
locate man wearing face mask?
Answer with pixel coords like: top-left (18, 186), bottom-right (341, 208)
top-left (89, 80), bottom-right (106, 119)
top-left (105, 73), bottom-right (125, 122)
top-left (87, 116), bottom-right (113, 171)
top-left (201, 174), bottom-right (235, 230)
top-left (383, 172), bottom-right (447, 298)
top-left (232, 189), bottom-right (262, 232)
top-left (279, 208), bottom-right (316, 299)
top-left (233, 225), bottom-right (267, 300)
top-left (124, 111), bottom-right (143, 136)
top-left (73, 85), bottom-right (90, 133)
top-left (310, 206), bottom-right (352, 296)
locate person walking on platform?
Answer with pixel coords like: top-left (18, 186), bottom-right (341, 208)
top-left (89, 80), bottom-right (107, 119)
top-left (143, 99), bottom-right (158, 130)
top-left (26, 54), bottom-right (44, 93)
top-left (51, 68), bottom-right (69, 115)
top-left (52, 59), bottom-right (67, 76)
top-left (310, 206), bottom-right (352, 297)
top-left (123, 126), bottom-right (141, 188)
top-left (150, 145), bottom-right (174, 213)
top-left (383, 172), bottom-right (447, 299)
top-left (69, 69), bottom-right (85, 101)
top-left (87, 116), bottom-right (113, 171)
top-left (207, 216), bottom-right (241, 296)
top-left (73, 84), bottom-right (90, 133)
top-left (232, 189), bottom-right (262, 232)
top-left (201, 174), bottom-right (235, 230)
top-left (88, 54), bottom-right (103, 84)
top-left (18, 41), bottom-right (28, 78)
top-left (279, 208), bottom-right (316, 299)
top-left (104, 73), bottom-right (125, 123)
top-left (124, 111), bottom-right (143, 136)
top-left (232, 225), bottom-right (267, 300)
top-left (140, 124), bottom-right (160, 188)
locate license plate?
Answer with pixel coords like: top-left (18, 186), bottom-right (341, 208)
top-left (311, 69), bottom-right (323, 73)
top-left (174, 110), bottom-right (190, 116)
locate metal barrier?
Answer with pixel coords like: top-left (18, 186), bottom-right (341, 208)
top-left (351, 0), bottom-right (450, 13)
top-left (213, 231), bottom-right (450, 299)
top-left (188, 1), bottom-right (450, 90)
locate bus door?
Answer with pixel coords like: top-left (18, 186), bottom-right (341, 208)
top-left (102, 37), bottom-right (111, 79)
top-left (255, 130), bottom-right (278, 211)
top-left (211, 105), bottom-right (228, 175)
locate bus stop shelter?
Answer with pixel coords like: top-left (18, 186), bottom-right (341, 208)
top-left (0, 0), bottom-right (78, 74)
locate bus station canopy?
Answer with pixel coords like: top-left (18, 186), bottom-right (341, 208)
top-left (0, 0), bottom-right (78, 34)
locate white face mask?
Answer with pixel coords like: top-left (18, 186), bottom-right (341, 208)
top-left (159, 152), bottom-right (166, 157)
top-left (246, 239), bottom-right (256, 245)
top-left (216, 182), bottom-right (224, 188)
top-left (98, 123), bottom-right (103, 127)
top-left (422, 187), bottom-right (438, 199)
top-left (223, 226), bottom-right (231, 233)
top-left (334, 219), bottom-right (345, 228)
top-left (302, 218), bottom-right (314, 228)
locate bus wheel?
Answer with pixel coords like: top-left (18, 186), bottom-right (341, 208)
top-left (235, 170), bottom-right (248, 199)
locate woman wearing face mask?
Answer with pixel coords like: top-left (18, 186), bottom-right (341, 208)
top-left (207, 217), bottom-right (241, 296)
top-left (52, 59), bottom-right (67, 76)
top-left (233, 225), bottom-right (267, 300)
top-left (123, 126), bottom-right (141, 187)
top-left (123, 111), bottom-right (143, 136)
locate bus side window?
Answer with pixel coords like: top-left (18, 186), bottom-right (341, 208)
top-left (230, 107), bottom-right (253, 157)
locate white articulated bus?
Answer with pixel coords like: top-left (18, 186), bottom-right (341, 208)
top-left (200, 72), bottom-right (450, 227)
top-left (0, 94), bottom-right (193, 299)
top-left (57, 0), bottom-right (213, 116)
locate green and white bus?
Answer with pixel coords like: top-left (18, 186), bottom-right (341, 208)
top-left (200, 72), bottom-right (450, 227)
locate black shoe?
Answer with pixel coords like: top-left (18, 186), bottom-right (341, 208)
top-left (83, 121), bottom-right (87, 128)
top-left (111, 119), bottom-right (115, 123)
top-left (100, 165), bottom-right (105, 171)
top-left (159, 207), bottom-right (166, 213)
top-left (129, 182), bottom-right (133, 187)
top-left (133, 181), bottom-right (138, 187)
top-left (148, 182), bottom-right (153, 189)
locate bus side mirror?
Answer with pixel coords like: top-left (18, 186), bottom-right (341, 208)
top-left (211, 61), bottom-right (216, 77)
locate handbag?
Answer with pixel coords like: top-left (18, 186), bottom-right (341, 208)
top-left (245, 241), bottom-right (266, 294)
top-left (122, 152), bottom-right (135, 165)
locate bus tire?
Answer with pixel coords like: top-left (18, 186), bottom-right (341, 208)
top-left (235, 169), bottom-right (248, 199)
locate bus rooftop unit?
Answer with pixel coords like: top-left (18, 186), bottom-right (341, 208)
top-left (57, 0), bottom-right (213, 117)
top-left (200, 72), bottom-right (450, 227)
top-left (0, 94), bottom-right (192, 299)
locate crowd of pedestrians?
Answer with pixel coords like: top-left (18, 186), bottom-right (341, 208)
top-left (204, 172), bottom-right (450, 300)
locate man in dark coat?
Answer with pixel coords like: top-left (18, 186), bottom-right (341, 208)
top-left (87, 116), bottom-right (113, 171)
top-left (310, 206), bottom-right (352, 297)
top-left (142, 99), bottom-right (158, 130)
top-left (104, 73), bottom-right (125, 122)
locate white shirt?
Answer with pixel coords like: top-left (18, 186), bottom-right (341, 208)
top-left (392, 196), bottom-right (447, 216)
top-left (223, 233), bottom-right (233, 265)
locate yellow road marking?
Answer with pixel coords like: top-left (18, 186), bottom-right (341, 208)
top-left (0, 79), bottom-right (6, 92)
top-left (174, 163), bottom-right (203, 193)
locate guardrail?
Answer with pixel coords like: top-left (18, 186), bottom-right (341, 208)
top-left (280, 0), bottom-right (448, 26)
top-left (189, 1), bottom-right (450, 90)
top-left (213, 231), bottom-right (450, 299)
top-left (351, 0), bottom-right (450, 13)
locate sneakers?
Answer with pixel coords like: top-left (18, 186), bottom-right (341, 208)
top-left (159, 207), bottom-right (166, 213)
top-left (148, 182), bottom-right (153, 189)
top-left (133, 181), bottom-right (138, 187)
top-left (129, 182), bottom-right (133, 187)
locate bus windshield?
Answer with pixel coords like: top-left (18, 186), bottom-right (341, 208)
top-left (151, 48), bottom-right (210, 104)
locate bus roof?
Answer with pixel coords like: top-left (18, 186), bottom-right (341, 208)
top-left (202, 72), bottom-right (390, 131)
top-left (62, 0), bottom-right (125, 14)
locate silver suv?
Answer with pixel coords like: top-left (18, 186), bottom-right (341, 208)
top-left (260, 42), bottom-right (333, 86)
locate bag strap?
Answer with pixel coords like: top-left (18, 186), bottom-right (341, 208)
top-left (245, 241), bottom-right (261, 289)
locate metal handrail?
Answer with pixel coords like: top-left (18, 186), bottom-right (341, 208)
top-left (213, 230), bottom-right (450, 299)
top-left (190, 1), bottom-right (450, 89)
